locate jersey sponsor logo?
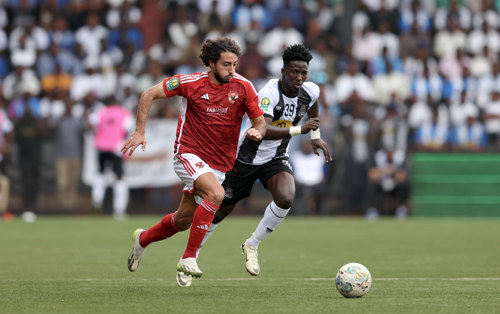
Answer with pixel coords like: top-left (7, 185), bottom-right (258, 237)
top-left (201, 93), bottom-right (209, 100)
top-left (228, 91), bottom-right (238, 104)
top-left (166, 77), bottom-right (179, 91)
top-left (260, 97), bottom-right (270, 110)
top-left (195, 162), bottom-right (205, 168)
top-left (206, 107), bottom-right (228, 115)
top-left (271, 120), bottom-right (293, 128)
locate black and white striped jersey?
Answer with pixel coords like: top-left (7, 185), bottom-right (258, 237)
top-left (236, 78), bottom-right (320, 165)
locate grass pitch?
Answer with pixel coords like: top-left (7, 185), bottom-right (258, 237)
top-left (1, 215), bottom-right (499, 313)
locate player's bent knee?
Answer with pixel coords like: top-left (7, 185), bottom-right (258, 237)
top-left (205, 186), bottom-right (225, 205)
top-left (274, 196), bottom-right (294, 209)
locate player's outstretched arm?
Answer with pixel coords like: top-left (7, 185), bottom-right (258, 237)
top-left (121, 82), bottom-right (167, 156)
top-left (247, 115), bottom-right (266, 141)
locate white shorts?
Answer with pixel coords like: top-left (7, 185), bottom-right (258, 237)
top-left (174, 153), bottom-right (226, 204)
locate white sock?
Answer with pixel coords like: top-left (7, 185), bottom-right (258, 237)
top-left (91, 175), bottom-right (106, 207)
top-left (113, 180), bottom-right (129, 215)
top-left (247, 201), bottom-right (290, 247)
top-left (196, 222), bottom-right (218, 259)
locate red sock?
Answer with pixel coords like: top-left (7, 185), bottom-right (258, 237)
top-left (182, 200), bottom-right (218, 259)
top-left (139, 213), bottom-right (180, 247)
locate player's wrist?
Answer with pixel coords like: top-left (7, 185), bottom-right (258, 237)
top-left (289, 126), bottom-right (301, 137)
top-left (311, 128), bottom-right (320, 140)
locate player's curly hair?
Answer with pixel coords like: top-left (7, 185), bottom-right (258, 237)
top-left (199, 37), bottom-right (241, 67)
top-left (282, 44), bottom-right (312, 67)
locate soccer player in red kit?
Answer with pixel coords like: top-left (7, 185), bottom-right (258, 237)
top-left (121, 37), bottom-right (266, 281)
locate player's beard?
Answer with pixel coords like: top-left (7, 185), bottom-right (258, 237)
top-left (214, 70), bottom-right (232, 84)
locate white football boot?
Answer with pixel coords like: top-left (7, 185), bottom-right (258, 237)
top-left (241, 239), bottom-right (260, 276)
top-left (128, 229), bottom-right (145, 272)
top-left (177, 257), bottom-right (203, 278)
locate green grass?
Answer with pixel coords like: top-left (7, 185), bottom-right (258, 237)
top-left (1, 215), bottom-right (499, 313)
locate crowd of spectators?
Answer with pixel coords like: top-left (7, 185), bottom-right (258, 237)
top-left (0, 0), bottom-right (498, 216)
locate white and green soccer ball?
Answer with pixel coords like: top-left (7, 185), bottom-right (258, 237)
top-left (335, 262), bottom-right (372, 298)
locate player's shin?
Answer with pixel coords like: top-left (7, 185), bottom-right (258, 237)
top-left (139, 213), bottom-right (180, 247)
top-left (182, 200), bottom-right (219, 259)
top-left (196, 222), bottom-right (219, 258)
top-left (248, 201), bottom-right (290, 247)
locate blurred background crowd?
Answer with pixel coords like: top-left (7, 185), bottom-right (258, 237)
top-left (0, 0), bottom-right (498, 218)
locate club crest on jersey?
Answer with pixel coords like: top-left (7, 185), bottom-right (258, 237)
top-left (282, 159), bottom-right (292, 170)
top-left (228, 91), bottom-right (238, 104)
top-left (166, 77), bottom-right (179, 91)
top-left (260, 97), bottom-right (270, 110)
top-left (224, 187), bottom-right (233, 199)
top-left (195, 162), bottom-right (205, 169)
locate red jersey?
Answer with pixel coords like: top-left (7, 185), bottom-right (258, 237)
top-left (162, 72), bottom-right (263, 172)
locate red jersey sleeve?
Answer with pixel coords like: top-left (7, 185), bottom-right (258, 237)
top-left (162, 75), bottom-right (186, 97)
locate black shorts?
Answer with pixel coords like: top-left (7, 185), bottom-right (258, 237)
top-left (222, 157), bottom-right (293, 205)
top-left (98, 151), bottom-right (124, 178)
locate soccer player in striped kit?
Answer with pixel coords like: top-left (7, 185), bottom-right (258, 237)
top-left (122, 37), bottom-right (266, 281)
top-left (181, 44), bottom-right (332, 286)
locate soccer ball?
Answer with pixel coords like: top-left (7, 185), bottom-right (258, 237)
top-left (335, 262), bottom-right (372, 298)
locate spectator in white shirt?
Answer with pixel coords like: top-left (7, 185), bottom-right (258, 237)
top-left (433, 0), bottom-right (471, 31)
top-left (75, 12), bottom-right (109, 59)
top-left (257, 16), bottom-right (303, 58)
top-left (433, 17), bottom-right (467, 59)
top-left (336, 59), bottom-right (373, 105)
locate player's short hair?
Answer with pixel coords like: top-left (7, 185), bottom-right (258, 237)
top-left (282, 44), bottom-right (312, 67)
top-left (200, 37), bottom-right (241, 67)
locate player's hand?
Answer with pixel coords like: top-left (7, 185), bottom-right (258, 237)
top-left (301, 118), bottom-right (321, 134)
top-left (247, 127), bottom-right (263, 141)
top-left (311, 138), bottom-right (332, 163)
top-left (121, 131), bottom-right (146, 157)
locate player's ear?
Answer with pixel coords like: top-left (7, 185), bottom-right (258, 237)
top-left (209, 59), bottom-right (216, 69)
